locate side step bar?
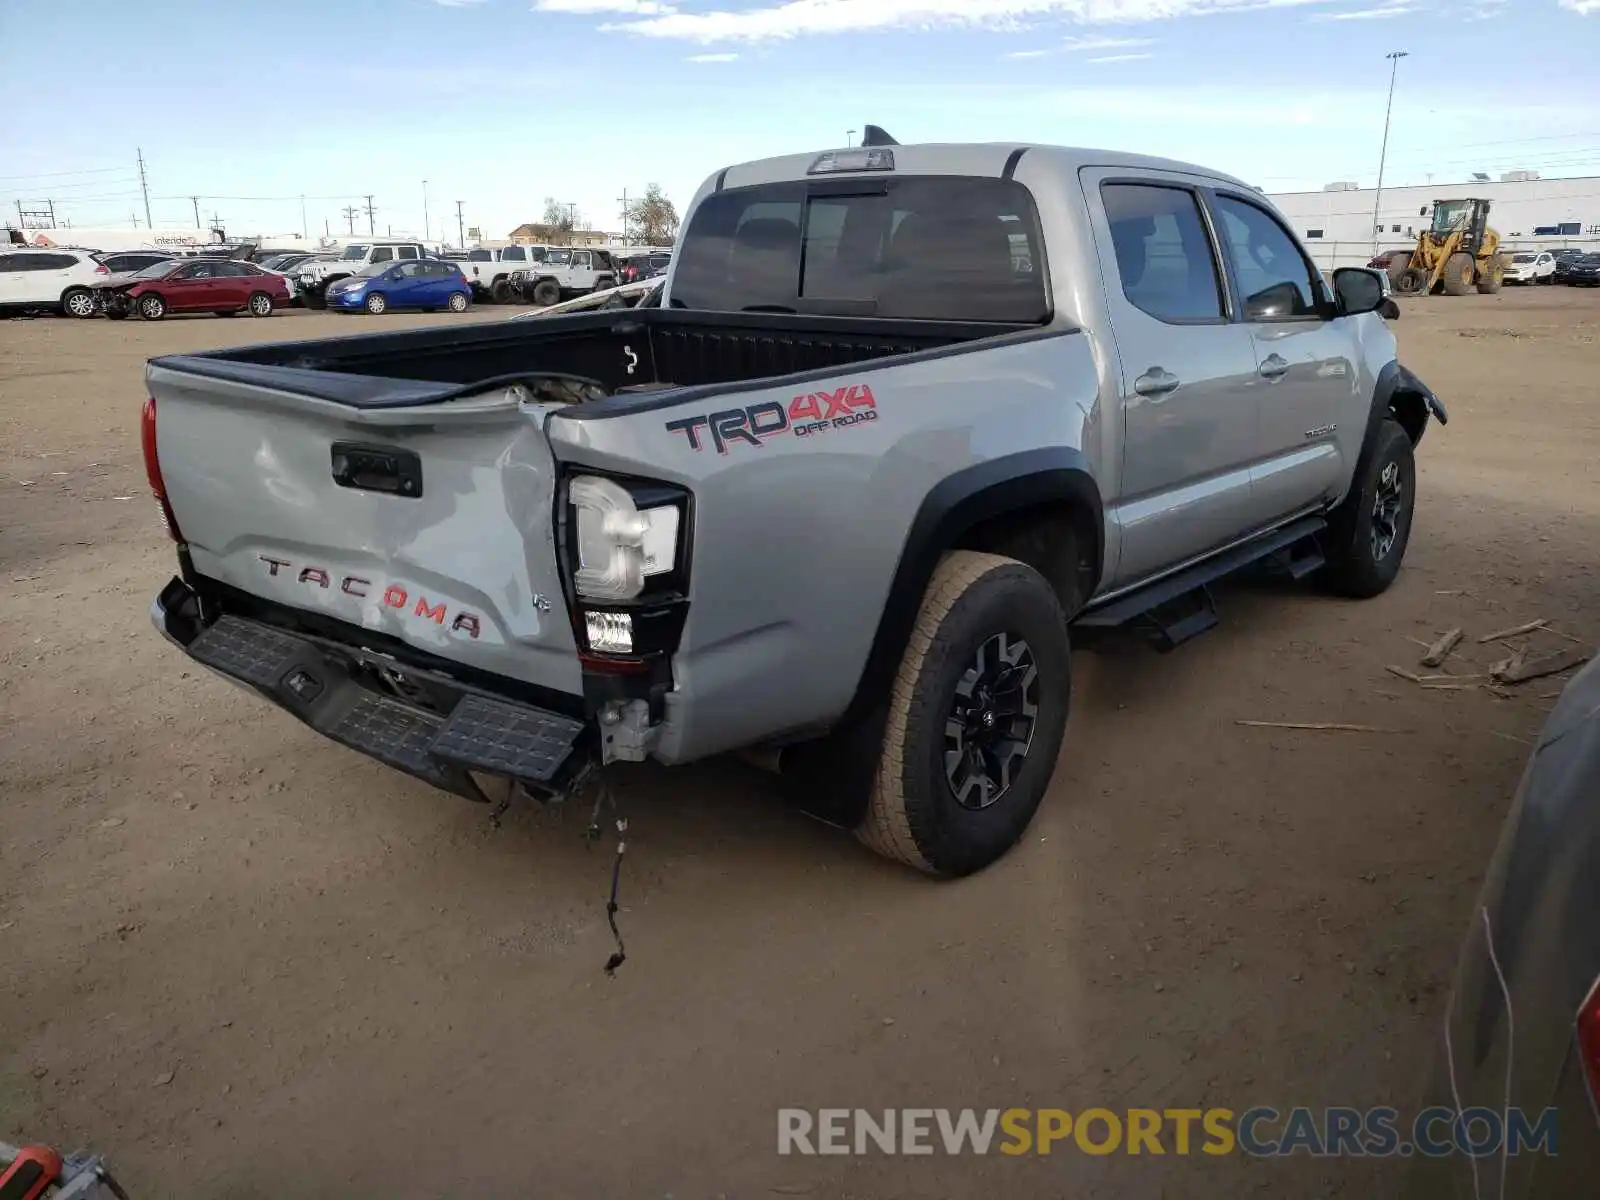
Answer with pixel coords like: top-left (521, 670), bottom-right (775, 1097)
top-left (1075, 516), bottom-right (1327, 652)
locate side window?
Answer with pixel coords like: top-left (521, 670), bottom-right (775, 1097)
top-left (501, 246), bottom-right (525, 262)
top-left (1099, 183), bottom-right (1224, 323)
top-left (173, 264), bottom-right (202, 280)
top-left (398, 246), bottom-right (419, 260)
top-left (1210, 194), bottom-right (1320, 320)
top-left (371, 247), bottom-right (394, 264)
top-left (572, 251), bottom-right (591, 269)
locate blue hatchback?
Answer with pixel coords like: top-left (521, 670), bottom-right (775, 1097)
top-left (326, 259), bottom-right (473, 314)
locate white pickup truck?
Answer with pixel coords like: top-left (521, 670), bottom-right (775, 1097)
top-left (143, 131), bottom-right (1441, 878)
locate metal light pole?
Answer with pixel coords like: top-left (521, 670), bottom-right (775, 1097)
top-left (1371, 50), bottom-right (1408, 256)
top-left (422, 179), bottom-right (431, 242)
top-left (846, 129), bottom-right (857, 147)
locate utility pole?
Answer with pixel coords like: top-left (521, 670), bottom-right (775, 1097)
top-left (130, 211), bottom-right (140, 228)
top-left (364, 194), bottom-right (375, 236)
top-left (300, 194), bottom-right (308, 238)
top-left (618, 188), bottom-right (629, 247)
top-left (341, 205), bottom-right (359, 235)
top-left (847, 129), bottom-right (856, 147)
top-left (191, 195), bottom-right (201, 227)
top-left (455, 200), bottom-right (465, 249)
top-left (1371, 49), bottom-right (1408, 256)
top-left (137, 147), bottom-right (153, 229)
top-left (325, 218), bottom-right (331, 237)
top-left (422, 180), bottom-right (430, 242)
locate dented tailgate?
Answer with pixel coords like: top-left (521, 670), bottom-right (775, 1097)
top-left (146, 363), bottom-right (582, 696)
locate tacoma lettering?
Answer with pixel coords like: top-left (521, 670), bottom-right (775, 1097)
top-left (255, 556), bottom-right (482, 639)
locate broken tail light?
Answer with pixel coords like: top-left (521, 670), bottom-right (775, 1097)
top-left (140, 397), bottom-right (185, 544)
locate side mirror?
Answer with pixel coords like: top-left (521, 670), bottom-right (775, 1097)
top-left (1331, 267), bottom-right (1387, 316)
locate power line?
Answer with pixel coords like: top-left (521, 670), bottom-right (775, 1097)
top-left (0, 165), bottom-right (129, 183)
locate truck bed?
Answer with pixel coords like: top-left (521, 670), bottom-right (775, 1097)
top-left (151, 308), bottom-right (1035, 410)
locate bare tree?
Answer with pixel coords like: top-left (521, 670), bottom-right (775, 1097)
top-left (625, 184), bottom-right (678, 246)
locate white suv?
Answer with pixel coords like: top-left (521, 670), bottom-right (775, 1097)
top-left (0, 248), bottom-right (109, 317)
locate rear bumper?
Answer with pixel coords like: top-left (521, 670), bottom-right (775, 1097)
top-left (152, 576), bottom-right (593, 801)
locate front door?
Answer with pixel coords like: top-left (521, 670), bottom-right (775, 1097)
top-left (168, 262), bottom-right (220, 311)
top-left (1084, 171), bottom-right (1264, 587)
top-left (1206, 191), bottom-right (1351, 522)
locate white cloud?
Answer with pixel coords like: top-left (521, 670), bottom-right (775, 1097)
top-left (1313, 2), bottom-right (1418, 17)
top-left (1005, 34), bottom-right (1155, 57)
top-left (434, 0), bottom-right (487, 7)
top-left (1004, 47), bottom-right (1053, 56)
top-left (1559, 0), bottom-right (1599, 13)
top-left (534, 0), bottom-right (674, 14)
top-left (1086, 51), bottom-right (1155, 61)
top-left (688, 51), bottom-right (740, 60)
top-left (598, 0), bottom-right (1369, 43)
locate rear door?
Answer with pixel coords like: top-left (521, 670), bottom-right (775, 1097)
top-left (1083, 170), bottom-right (1264, 587)
top-left (1205, 190), bottom-right (1352, 521)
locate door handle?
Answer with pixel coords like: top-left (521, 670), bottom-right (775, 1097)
top-left (1133, 367), bottom-right (1180, 397)
top-left (1258, 354), bottom-right (1290, 380)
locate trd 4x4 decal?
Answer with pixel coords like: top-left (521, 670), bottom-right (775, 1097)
top-left (665, 383), bottom-right (878, 454)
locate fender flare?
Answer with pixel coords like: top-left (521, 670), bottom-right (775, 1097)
top-left (1371, 360), bottom-right (1447, 451)
top-left (838, 447), bottom-right (1103, 726)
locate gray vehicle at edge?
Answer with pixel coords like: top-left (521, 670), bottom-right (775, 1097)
top-left (142, 132), bottom-right (1447, 877)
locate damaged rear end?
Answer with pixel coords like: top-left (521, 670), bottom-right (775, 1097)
top-left (144, 362), bottom-right (689, 804)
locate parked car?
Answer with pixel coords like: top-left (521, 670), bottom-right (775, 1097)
top-left (144, 135), bottom-right (1443, 878)
top-left (1563, 253), bottom-right (1600, 287)
top-left (259, 252), bottom-right (317, 272)
top-left (0, 248), bottom-right (110, 318)
top-left (509, 247), bottom-right (618, 306)
top-left (1503, 251), bottom-right (1557, 285)
top-left (325, 258), bottom-right (472, 314)
top-left (292, 241), bottom-right (430, 307)
top-left (1407, 652), bottom-right (1600, 1199)
top-left (96, 251), bottom-right (177, 275)
top-left (92, 258), bottom-right (289, 319)
top-left (1367, 248), bottom-right (1409, 271)
top-left (616, 250), bottom-right (672, 285)
top-left (1552, 249), bottom-right (1586, 282)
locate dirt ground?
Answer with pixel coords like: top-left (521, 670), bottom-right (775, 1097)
top-left (2, 289), bottom-right (1596, 1198)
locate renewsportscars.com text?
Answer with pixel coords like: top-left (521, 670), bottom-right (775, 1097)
top-left (778, 1106), bottom-right (1559, 1158)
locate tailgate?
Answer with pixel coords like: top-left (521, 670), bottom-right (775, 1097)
top-left (147, 363), bottom-right (581, 695)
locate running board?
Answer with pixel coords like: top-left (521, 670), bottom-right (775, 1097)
top-left (1075, 517), bottom-right (1326, 651)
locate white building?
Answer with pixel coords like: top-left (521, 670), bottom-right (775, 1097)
top-left (1265, 175), bottom-right (1600, 269)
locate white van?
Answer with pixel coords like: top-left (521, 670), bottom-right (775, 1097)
top-left (0, 248), bottom-right (109, 317)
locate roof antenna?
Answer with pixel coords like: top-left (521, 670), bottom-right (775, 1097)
top-left (860, 125), bottom-right (899, 148)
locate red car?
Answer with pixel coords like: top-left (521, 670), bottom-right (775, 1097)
top-left (92, 258), bottom-right (290, 320)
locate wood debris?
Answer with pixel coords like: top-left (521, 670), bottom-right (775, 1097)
top-left (1236, 721), bottom-right (1404, 734)
top-left (1385, 665), bottom-right (1424, 684)
top-left (1419, 628), bottom-right (1463, 668)
top-left (1492, 646), bottom-right (1593, 686)
top-left (1477, 619), bottom-right (1547, 644)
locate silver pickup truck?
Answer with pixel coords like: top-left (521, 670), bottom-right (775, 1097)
top-left (143, 130), bottom-right (1445, 877)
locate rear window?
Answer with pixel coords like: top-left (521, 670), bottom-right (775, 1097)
top-left (671, 176), bottom-right (1049, 322)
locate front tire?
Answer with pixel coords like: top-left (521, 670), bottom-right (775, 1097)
top-left (490, 278), bottom-right (512, 304)
top-left (1441, 252), bottom-right (1476, 296)
top-left (531, 279), bottom-right (561, 307)
top-left (447, 291), bottom-right (469, 313)
top-left (1320, 418), bottom-right (1416, 599)
top-left (856, 551), bottom-right (1070, 877)
top-left (364, 292), bottom-right (387, 315)
top-left (138, 293), bottom-right (166, 320)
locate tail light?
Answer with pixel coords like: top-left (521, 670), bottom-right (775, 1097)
top-left (95, 264), bottom-right (110, 275)
top-left (1579, 977), bottom-right (1600, 1109)
top-left (140, 397), bottom-right (185, 544)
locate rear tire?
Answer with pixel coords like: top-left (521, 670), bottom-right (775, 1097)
top-left (532, 279), bottom-right (561, 307)
top-left (1475, 257), bottom-right (1503, 294)
top-left (247, 291), bottom-right (274, 317)
top-left (1320, 418), bottom-right (1416, 599)
top-left (1441, 252), bottom-right (1476, 296)
top-left (855, 551), bottom-right (1071, 877)
top-left (447, 291), bottom-right (469, 312)
top-left (364, 292), bottom-right (387, 315)
top-left (138, 293), bottom-right (166, 320)
top-left (61, 287), bottom-right (95, 319)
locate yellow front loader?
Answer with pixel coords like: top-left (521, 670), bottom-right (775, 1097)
top-left (1386, 198), bottom-right (1504, 297)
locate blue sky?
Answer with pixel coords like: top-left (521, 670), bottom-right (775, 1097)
top-left (2, 0), bottom-right (1597, 242)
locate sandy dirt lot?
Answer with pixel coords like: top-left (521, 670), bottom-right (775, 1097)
top-left (2, 290), bottom-right (1596, 1198)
